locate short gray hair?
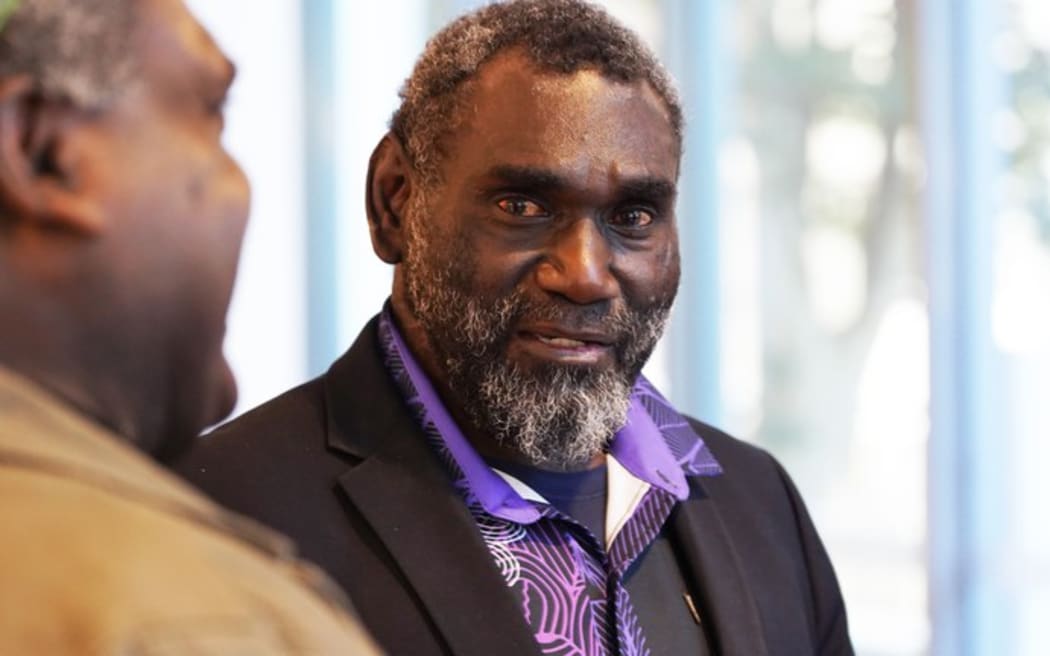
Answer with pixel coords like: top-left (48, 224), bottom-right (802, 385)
top-left (0, 0), bottom-right (137, 108)
top-left (391, 0), bottom-right (683, 184)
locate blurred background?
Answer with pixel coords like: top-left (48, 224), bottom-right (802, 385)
top-left (185, 1), bottom-right (1049, 654)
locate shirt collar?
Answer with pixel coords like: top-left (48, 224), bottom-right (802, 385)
top-left (378, 308), bottom-right (722, 524)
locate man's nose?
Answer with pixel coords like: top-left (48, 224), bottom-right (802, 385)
top-left (534, 218), bottom-right (619, 304)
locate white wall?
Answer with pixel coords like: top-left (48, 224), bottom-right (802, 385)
top-left (330, 1), bottom-right (427, 349)
top-left (185, 0), bottom-right (309, 418)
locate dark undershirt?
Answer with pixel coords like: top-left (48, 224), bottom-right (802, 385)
top-left (492, 460), bottom-right (711, 655)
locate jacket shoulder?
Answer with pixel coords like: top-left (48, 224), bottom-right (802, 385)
top-left (682, 417), bottom-right (813, 529)
top-left (172, 375), bottom-right (347, 514)
top-left (685, 417), bottom-right (784, 480)
top-left (682, 418), bottom-right (854, 654)
top-left (215, 376), bottom-right (327, 444)
top-left (176, 377), bottom-right (328, 471)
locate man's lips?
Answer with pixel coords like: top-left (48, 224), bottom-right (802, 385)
top-left (534, 334), bottom-right (590, 348)
top-left (520, 323), bottom-right (614, 346)
top-left (514, 324), bottom-right (615, 364)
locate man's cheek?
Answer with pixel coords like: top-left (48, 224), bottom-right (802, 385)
top-left (644, 257), bottom-right (680, 311)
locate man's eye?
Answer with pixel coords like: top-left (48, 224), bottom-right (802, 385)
top-left (609, 208), bottom-right (655, 230)
top-left (496, 198), bottom-right (547, 217)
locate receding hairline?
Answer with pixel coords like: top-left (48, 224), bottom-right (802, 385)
top-left (471, 45), bottom-right (676, 108)
top-left (389, 0), bottom-right (684, 185)
top-left (395, 46), bottom-right (682, 184)
top-left (463, 48), bottom-right (677, 143)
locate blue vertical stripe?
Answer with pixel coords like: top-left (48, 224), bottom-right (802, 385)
top-left (921, 0), bottom-right (1009, 653)
top-left (663, 0), bottom-right (727, 426)
top-left (303, 0), bottom-right (341, 376)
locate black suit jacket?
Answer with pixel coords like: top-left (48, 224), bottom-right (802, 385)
top-left (176, 317), bottom-right (853, 655)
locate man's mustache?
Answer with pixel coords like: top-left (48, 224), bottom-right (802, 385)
top-left (500, 296), bottom-right (629, 330)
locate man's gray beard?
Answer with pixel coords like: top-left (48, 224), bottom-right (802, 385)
top-left (403, 200), bottom-right (674, 469)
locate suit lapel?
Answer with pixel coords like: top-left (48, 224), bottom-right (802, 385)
top-left (671, 479), bottom-right (770, 656)
top-left (324, 318), bottom-right (540, 656)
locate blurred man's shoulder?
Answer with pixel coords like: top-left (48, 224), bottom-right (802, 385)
top-left (0, 386), bottom-right (376, 655)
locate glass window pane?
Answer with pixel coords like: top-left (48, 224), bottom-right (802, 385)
top-left (995, 3), bottom-right (1050, 654)
top-left (725, 2), bottom-right (928, 654)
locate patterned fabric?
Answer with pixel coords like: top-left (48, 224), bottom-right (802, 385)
top-left (377, 311), bottom-right (722, 656)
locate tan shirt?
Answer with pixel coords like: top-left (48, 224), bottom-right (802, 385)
top-left (0, 367), bottom-right (381, 655)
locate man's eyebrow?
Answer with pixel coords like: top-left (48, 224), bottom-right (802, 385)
top-left (483, 165), bottom-right (569, 192)
top-left (481, 165), bottom-right (676, 201)
top-left (617, 176), bottom-right (677, 202)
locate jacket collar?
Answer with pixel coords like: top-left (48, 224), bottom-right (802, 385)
top-left (322, 318), bottom-right (541, 656)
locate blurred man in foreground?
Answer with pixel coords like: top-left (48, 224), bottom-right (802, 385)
top-left (0, 0), bottom-right (378, 652)
top-left (180, 1), bottom-right (853, 654)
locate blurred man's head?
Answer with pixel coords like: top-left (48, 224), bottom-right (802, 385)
top-left (0, 0), bottom-right (249, 457)
top-left (368, 0), bottom-right (682, 469)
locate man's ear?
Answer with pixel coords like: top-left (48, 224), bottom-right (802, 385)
top-left (365, 133), bottom-right (414, 264)
top-left (0, 76), bottom-right (105, 235)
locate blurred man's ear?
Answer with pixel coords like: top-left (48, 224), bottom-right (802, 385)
top-left (0, 76), bottom-right (105, 235)
top-left (365, 133), bottom-right (414, 265)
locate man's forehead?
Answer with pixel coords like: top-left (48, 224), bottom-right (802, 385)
top-left (446, 50), bottom-right (679, 182)
top-left (470, 49), bottom-right (666, 106)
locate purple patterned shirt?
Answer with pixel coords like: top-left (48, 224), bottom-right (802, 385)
top-left (378, 311), bottom-right (722, 655)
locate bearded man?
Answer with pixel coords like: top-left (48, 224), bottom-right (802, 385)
top-left (177, 1), bottom-right (853, 654)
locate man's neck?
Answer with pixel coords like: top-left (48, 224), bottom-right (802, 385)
top-left (470, 433), bottom-right (607, 473)
top-left (0, 302), bottom-right (140, 449)
top-left (0, 355), bottom-right (128, 432)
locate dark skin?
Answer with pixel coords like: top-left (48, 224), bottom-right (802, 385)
top-left (367, 51), bottom-right (681, 471)
top-left (0, 0), bottom-right (247, 458)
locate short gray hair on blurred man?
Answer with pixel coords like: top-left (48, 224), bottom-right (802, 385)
top-left (0, 0), bottom-right (137, 107)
